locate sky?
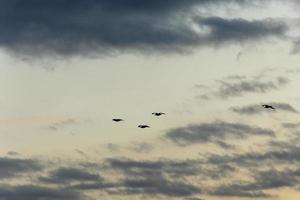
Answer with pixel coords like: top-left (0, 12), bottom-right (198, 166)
top-left (2, 0), bottom-right (300, 199)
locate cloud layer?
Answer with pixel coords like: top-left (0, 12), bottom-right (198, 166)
top-left (165, 121), bottom-right (274, 146)
top-left (0, 0), bottom-right (288, 56)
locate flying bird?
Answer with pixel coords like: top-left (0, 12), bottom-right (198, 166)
top-left (112, 119), bottom-right (124, 122)
top-left (152, 112), bottom-right (166, 116)
top-left (262, 104), bottom-right (275, 110)
top-left (138, 125), bottom-right (150, 128)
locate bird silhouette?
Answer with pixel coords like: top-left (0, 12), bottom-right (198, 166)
top-left (138, 125), bottom-right (150, 128)
top-left (152, 112), bottom-right (165, 116)
top-left (112, 119), bottom-right (124, 122)
top-left (262, 104), bottom-right (275, 110)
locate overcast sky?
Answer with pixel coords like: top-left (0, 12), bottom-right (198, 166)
top-left (2, 1), bottom-right (300, 199)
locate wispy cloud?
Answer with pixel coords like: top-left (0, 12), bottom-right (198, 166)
top-left (46, 119), bottom-right (77, 132)
top-left (164, 121), bottom-right (274, 146)
top-left (231, 102), bottom-right (298, 115)
top-left (195, 73), bottom-right (290, 100)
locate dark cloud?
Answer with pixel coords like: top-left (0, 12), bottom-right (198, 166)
top-left (39, 167), bottom-right (101, 184)
top-left (106, 158), bottom-right (200, 177)
top-left (103, 158), bottom-right (202, 197)
top-left (0, 157), bottom-right (42, 178)
top-left (211, 167), bottom-right (300, 198)
top-left (39, 166), bottom-right (114, 191)
top-left (211, 183), bottom-right (270, 198)
top-left (0, 185), bottom-right (88, 200)
top-left (195, 17), bottom-right (286, 46)
top-left (71, 181), bottom-right (114, 191)
top-left (118, 176), bottom-right (201, 197)
top-left (0, 0), bottom-right (287, 57)
top-left (206, 144), bottom-right (300, 167)
top-left (231, 102), bottom-right (298, 115)
top-left (253, 169), bottom-right (300, 189)
top-left (202, 142), bottom-right (300, 197)
top-left (165, 121), bottom-right (274, 146)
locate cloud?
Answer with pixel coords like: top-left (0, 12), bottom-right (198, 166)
top-left (211, 168), bottom-right (300, 198)
top-left (39, 167), bottom-right (102, 184)
top-left (215, 76), bottom-right (289, 99)
top-left (117, 176), bottom-right (201, 197)
top-left (291, 39), bottom-right (300, 54)
top-left (0, 157), bottom-right (43, 178)
top-left (0, 185), bottom-right (88, 200)
top-left (195, 17), bottom-right (286, 46)
top-left (231, 102), bottom-right (298, 115)
top-left (6, 151), bottom-right (21, 156)
top-left (130, 142), bottom-right (154, 153)
top-left (105, 143), bottom-right (121, 153)
top-left (165, 121), bottom-right (274, 146)
top-left (106, 158), bottom-right (200, 177)
top-left (282, 122), bottom-right (300, 129)
top-left (211, 183), bottom-right (270, 198)
top-left (0, 0), bottom-right (288, 57)
top-left (196, 75), bottom-right (289, 100)
top-left (36, 158), bottom-right (203, 197)
top-left (205, 143), bottom-right (300, 167)
top-left (103, 158), bottom-right (202, 197)
top-left (184, 197), bottom-right (205, 200)
top-left (46, 119), bottom-right (77, 132)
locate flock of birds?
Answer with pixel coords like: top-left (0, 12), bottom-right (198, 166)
top-left (112, 112), bottom-right (165, 128)
top-left (112, 104), bottom-right (275, 128)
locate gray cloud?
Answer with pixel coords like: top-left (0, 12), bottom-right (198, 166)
top-left (103, 158), bottom-right (202, 197)
top-left (184, 197), bottom-right (205, 200)
top-left (117, 176), bottom-right (201, 197)
top-left (165, 121), bottom-right (274, 146)
top-left (216, 76), bottom-right (289, 99)
top-left (231, 102), bottom-right (298, 115)
top-left (206, 143), bottom-right (300, 167)
top-left (291, 39), bottom-right (300, 54)
top-left (211, 167), bottom-right (300, 198)
top-left (0, 157), bottom-right (42, 179)
top-left (106, 158), bottom-right (200, 177)
top-left (195, 17), bottom-right (286, 46)
top-left (202, 142), bottom-right (300, 197)
top-left (0, 185), bottom-right (88, 200)
top-left (0, 0), bottom-right (288, 57)
top-left (282, 122), bottom-right (300, 129)
top-left (39, 167), bottom-right (101, 184)
top-left (211, 184), bottom-right (270, 198)
top-left (36, 157), bottom-right (204, 197)
top-left (196, 75), bottom-right (289, 100)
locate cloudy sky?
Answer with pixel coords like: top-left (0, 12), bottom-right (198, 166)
top-left (2, 0), bottom-right (300, 199)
